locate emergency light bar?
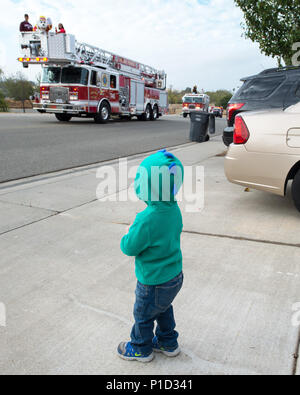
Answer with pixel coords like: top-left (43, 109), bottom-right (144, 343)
top-left (18, 57), bottom-right (48, 62)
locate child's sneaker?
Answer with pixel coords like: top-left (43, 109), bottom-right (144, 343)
top-left (152, 336), bottom-right (181, 357)
top-left (117, 342), bottom-right (154, 363)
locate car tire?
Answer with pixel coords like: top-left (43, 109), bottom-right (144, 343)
top-left (94, 102), bottom-right (111, 124)
top-left (55, 114), bottom-right (72, 122)
top-left (292, 170), bottom-right (300, 212)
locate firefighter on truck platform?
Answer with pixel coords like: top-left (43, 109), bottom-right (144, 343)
top-left (18, 23), bottom-right (169, 124)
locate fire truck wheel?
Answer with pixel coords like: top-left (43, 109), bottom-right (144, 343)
top-left (55, 114), bottom-right (72, 122)
top-left (142, 104), bottom-right (152, 121)
top-left (95, 102), bottom-right (111, 124)
top-left (151, 105), bottom-right (158, 121)
top-left (183, 113), bottom-right (188, 118)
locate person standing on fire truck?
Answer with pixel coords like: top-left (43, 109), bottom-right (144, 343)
top-left (19, 14), bottom-right (33, 32)
top-left (55, 23), bottom-right (66, 34)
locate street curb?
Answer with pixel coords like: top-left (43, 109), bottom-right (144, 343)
top-left (0, 142), bottom-right (197, 191)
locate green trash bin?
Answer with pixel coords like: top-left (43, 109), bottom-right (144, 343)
top-left (189, 111), bottom-right (210, 142)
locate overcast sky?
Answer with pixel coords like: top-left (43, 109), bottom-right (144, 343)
top-left (0, 0), bottom-right (277, 92)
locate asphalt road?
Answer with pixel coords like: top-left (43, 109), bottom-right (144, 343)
top-left (0, 113), bottom-right (226, 183)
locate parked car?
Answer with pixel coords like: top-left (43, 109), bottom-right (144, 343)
top-left (225, 102), bottom-right (300, 212)
top-left (223, 66), bottom-right (300, 146)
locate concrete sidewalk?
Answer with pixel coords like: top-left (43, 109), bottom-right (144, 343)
top-left (0, 136), bottom-right (299, 375)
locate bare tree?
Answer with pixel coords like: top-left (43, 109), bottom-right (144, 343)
top-left (0, 68), bottom-right (8, 112)
top-left (4, 72), bottom-right (34, 113)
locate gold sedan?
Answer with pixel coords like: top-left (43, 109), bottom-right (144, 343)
top-left (225, 103), bottom-right (300, 212)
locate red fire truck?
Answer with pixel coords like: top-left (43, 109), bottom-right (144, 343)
top-left (18, 32), bottom-right (168, 123)
top-left (182, 93), bottom-right (210, 118)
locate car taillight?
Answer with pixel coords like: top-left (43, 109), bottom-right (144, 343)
top-left (233, 116), bottom-right (249, 145)
top-left (227, 103), bottom-right (245, 122)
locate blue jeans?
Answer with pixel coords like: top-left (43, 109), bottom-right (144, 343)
top-left (130, 272), bottom-right (183, 355)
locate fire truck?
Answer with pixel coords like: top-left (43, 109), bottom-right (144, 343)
top-left (18, 31), bottom-right (168, 123)
top-left (182, 93), bottom-right (210, 118)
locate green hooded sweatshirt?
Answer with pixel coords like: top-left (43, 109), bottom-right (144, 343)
top-left (120, 149), bottom-right (184, 286)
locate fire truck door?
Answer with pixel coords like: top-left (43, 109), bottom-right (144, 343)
top-left (130, 81), bottom-right (137, 107)
top-left (89, 70), bottom-right (100, 112)
top-left (136, 81), bottom-right (145, 112)
top-left (120, 77), bottom-right (130, 112)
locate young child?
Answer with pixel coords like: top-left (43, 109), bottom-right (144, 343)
top-left (118, 149), bottom-right (184, 363)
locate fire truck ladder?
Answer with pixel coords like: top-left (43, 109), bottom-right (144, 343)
top-left (76, 42), bottom-right (166, 81)
top-left (18, 32), bottom-right (166, 86)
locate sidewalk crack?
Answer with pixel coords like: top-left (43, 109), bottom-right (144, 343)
top-left (183, 229), bottom-right (300, 249)
top-left (0, 198), bottom-right (99, 237)
top-left (0, 213), bottom-right (58, 237)
top-left (69, 294), bottom-right (131, 326)
top-left (111, 223), bottom-right (300, 249)
top-left (0, 198), bottom-right (59, 214)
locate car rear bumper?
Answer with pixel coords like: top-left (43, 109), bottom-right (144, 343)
top-left (182, 108), bottom-right (205, 113)
top-left (223, 126), bottom-right (234, 146)
top-left (224, 145), bottom-right (285, 196)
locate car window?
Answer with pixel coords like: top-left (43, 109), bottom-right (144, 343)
top-left (42, 67), bottom-right (61, 83)
top-left (194, 98), bottom-right (203, 103)
top-left (61, 67), bottom-right (89, 85)
top-left (110, 75), bottom-right (117, 89)
top-left (183, 97), bottom-right (203, 103)
top-left (90, 70), bottom-right (97, 86)
top-left (282, 81), bottom-right (300, 109)
top-left (295, 85), bottom-right (300, 99)
top-left (234, 75), bottom-right (285, 100)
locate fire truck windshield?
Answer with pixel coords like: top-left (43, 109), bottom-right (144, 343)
top-left (42, 67), bottom-right (61, 84)
top-left (184, 97), bottom-right (204, 104)
top-left (61, 67), bottom-right (89, 85)
top-left (42, 67), bottom-right (89, 85)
